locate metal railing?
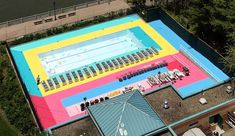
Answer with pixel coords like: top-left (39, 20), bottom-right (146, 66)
top-left (0, 0), bottom-right (112, 29)
top-left (179, 45), bottom-right (222, 82)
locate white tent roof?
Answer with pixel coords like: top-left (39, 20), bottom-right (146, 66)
top-left (183, 128), bottom-right (206, 136)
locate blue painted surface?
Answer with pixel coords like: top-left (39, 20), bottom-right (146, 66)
top-left (148, 20), bottom-right (190, 50)
top-left (177, 78), bottom-right (216, 98)
top-left (188, 49), bottom-right (229, 82)
top-left (148, 20), bottom-right (229, 82)
top-left (10, 15), bottom-right (141, 97)
top-left (11, 14), bottom-right (141, 51)
top-left (10, 50), bottom-right (42, 96)
top-left (10, 17), bottom-right (229, 100)
top-left (62, 67), bottom-right (168, 107)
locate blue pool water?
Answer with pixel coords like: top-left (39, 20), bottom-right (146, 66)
top-left (44, 26), bottom-right (162, 78)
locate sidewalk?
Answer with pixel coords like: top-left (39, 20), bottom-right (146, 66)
top-left (0, 0), bottom-right (130, 41)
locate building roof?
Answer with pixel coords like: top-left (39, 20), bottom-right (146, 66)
top-left (88, 90), bottom-right (165, 136)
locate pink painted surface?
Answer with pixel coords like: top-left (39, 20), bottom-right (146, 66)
top-left (66, 93), bottom-right (110, 117)
top-left (31, 52), bottom-right (210, 129)
top-left (41, 55), bottom-right (170, 126)
top-left (44, 96), bottom-right (70, 124)
top-left (66, 105), bottom-right (80, 117)
top-left (30, 96), bottom-right (56, 129)
top-left (65, 79), bottom-right (151, 117)
top-left (168, 53), bottom-right (208, 88)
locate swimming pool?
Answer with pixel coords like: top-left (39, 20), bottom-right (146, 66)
top-left (39, 29), bottom-right (142, 76)
top-left (39, 27), bottom-right (162, 77)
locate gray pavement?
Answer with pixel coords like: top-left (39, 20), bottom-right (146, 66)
top-left (0, 0), bottom-right (130, 41)
top-left (0, 0), bottom-right (95, 22)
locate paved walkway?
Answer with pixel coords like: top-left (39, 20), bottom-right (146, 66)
top-left (0, 0), bottom-right (130, 41)
top-left (0, 0), bottom-right (94, 22)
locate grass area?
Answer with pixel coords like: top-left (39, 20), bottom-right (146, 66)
top-left (0, 117), bottom-right (18, 136)
top-left (0, 111), bottom-right (19, 136)
top-left (0, 45), bottom-right (42, 136)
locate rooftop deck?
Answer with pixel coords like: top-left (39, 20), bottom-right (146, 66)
top-left (51, 82), bottom-right (234, 136)
top-left (52, 117), bottom-right (100, 136)
top-left (145, 82), bottom-right (235, 125)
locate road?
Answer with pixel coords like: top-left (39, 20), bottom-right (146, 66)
top-left (0, 0), bottom-right (95, 23)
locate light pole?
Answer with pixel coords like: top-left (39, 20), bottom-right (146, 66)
top-left (53, 0), bottom-right (57, 20)
top-left (83, 97), bottom-right (87, 107)
top-left (232, 74), bottom-right (235, 96)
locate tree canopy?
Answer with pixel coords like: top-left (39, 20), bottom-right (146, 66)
top-left (164, 0), bottom-right (235, 74)
top-left (0, 44), bottom-right (43, 136)
top-left (166, 0), bottom-right (235, 54)
top-left (221, 46), bottom-right (235, 74)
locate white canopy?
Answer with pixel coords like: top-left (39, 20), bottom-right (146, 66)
top-left (183, 128), bottom-right (206, 136)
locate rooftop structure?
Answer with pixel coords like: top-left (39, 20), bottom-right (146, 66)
top-left (8, 10), bottom-right (233, 135)
top-left (88, 90), bottom-right (165, 136)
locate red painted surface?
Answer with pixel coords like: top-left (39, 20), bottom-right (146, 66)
top-left (167, 53), bottom-right (208, 88)
top-left (30, 96), bottom-right (56, 129)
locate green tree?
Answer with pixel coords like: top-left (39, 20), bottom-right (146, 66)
top-left (127, 0), bottom-right (146, 9)
top-left (0, 45), bottom-right (43, 136)
top-left (168, 0), bottom-right (235, 53)
top-left (221, 46), bottom-right (235, 73)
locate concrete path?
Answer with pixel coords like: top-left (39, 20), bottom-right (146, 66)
top-left (0, 0), bottom-right (94, 22)
top-left (0, 0), bottom-right (130, 41)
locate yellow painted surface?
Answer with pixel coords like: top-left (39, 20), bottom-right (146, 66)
top-left (23, 19), bottom-right (178, 96)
